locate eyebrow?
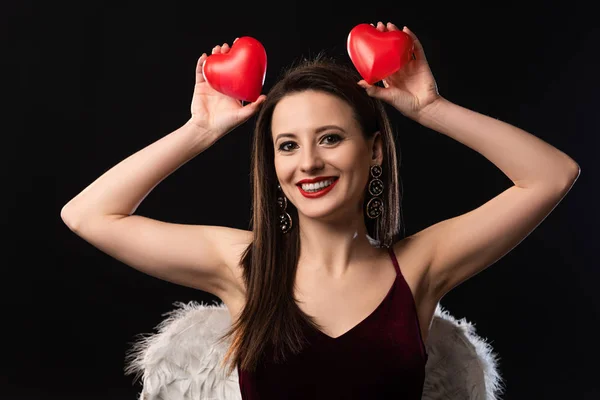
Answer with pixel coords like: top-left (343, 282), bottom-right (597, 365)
top-left (274, 125), bottom-right (346, 142)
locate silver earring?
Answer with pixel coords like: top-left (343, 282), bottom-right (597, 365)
top-left (366, 165), bottom-right (384, 219)
top-left (277, 184), bottom-right (292, 234)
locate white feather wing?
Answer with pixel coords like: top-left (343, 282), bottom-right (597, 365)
top-left (125, 301), bottom-right (241, 400)
top-left (126, 301), bottom-right (504, 399)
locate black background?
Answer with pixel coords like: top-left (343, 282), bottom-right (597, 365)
top-left (4, 1), bottom-right (599, 399)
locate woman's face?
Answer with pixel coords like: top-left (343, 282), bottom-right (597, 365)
top-left (271, 90), bottom-right (382, 222)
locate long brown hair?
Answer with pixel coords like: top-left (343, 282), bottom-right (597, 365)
top-left (218, 54), bottom-right (404, 374)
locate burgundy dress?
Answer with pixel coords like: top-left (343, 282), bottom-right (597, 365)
top-left (238, 247), bottom-right (428, 399)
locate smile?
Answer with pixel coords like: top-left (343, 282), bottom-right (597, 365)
top-left (297, 178), bottom-right (339, 198)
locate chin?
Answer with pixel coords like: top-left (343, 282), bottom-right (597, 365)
top-left (296, 201), bottom-right (356, 223)
top-left (290, 183), bottom-right (363, 222)
top-left (298, 207), bottom-right (339, 221)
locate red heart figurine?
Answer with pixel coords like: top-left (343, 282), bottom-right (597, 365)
top-left (347, 23), bottom-right (414, 84)
top-left (202, 36), bottom-right (267, 102)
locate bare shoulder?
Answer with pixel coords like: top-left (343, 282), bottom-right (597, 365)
top-left (392, 229), bottom-right (438, 306)
top-left (392, 229), bottom-right (435, 280)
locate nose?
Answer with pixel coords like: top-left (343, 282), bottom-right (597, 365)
top-left (299, 145), bottom-right (325, 174)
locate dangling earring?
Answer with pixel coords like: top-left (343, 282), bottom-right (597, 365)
top-left (366, 165), bottom-right (384, 219)
top-left (277, 184), bottom-right (293, 234)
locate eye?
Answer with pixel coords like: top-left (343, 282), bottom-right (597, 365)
top-left (321, 134), bottom-right (342, 145)
top-left (278, 141), bottom-right (297, 152)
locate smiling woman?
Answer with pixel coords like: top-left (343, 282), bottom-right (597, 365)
top-left (226, 57), bottom-right (427, 399)
top-left (271, 91), bottom-right (378, 216)
top-left (61, 22), bottom-right (578, 400)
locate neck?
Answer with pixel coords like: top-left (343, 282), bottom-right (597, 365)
top-left (296, 210), bottom-right (379, 279)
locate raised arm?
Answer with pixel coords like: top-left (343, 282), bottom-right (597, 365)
top-left (61, 43), bottom-right (265, 300)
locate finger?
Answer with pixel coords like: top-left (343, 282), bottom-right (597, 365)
top-left (358, 80), bottom-right (391, 102)
top-left (402, 26), bottom-right (419, 43)
top-left (196, 53), bottom-right (208, 83)
top-left (221, 43), bottom-right (230, 53)
top-left (403, 26), bottom-right (425, 60)
top-left (242, 94), bottom-right (266, 108)
top-left (251, 94), bottom-right (267, 107)
top-left (376, 21), bottom-right (386, 32)
top-left (357, 79), bottom-right (377, 92)
top-left (238, 94), bottom-right (267, 119)
top-left (212, 45), bottom-right (221, 55)
top-left (387, 22), bottom-right (399, 31)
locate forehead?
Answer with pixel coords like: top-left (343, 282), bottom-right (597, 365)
top-left (271, 90), bottom-right (356, 134)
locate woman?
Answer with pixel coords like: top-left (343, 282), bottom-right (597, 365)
top-left (61, 22), bottom-right (579, 399)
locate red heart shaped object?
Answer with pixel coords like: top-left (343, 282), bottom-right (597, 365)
top-left (347, 23), bottom-right (414, 84)
top-left (202, 36), bottom-right (267, 102)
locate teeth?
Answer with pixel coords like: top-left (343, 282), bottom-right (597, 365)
top-left (301, 179), bottom-right (335, 192)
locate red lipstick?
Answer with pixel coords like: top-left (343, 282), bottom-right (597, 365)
top-left (296, 177), bottom-right (339, 198)
top-left (296, 176), bottom-right (337, 185)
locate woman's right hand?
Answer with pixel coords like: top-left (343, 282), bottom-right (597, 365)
top-left (188, 40), bottom-right (266, 137)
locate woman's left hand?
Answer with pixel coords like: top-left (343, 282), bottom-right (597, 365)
top-left (358, 22), bottom-right (441, 120)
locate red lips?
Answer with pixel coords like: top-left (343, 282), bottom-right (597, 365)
top-left (297, 177), bottom-right (339, 199)
top-left (296, 176), bottom-right (338, 185)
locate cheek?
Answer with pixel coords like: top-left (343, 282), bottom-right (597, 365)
top-left (353, 167), bottom-right (371, 193)
top-left (358, 166), bottom-right (374, 195)
top-left (274, 157), bottom-right (294, 183)
top-left (339, 149), bottom-right (370, 181)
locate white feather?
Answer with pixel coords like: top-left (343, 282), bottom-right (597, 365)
top-left (422, 304), bottom-right (505, 400)
top-left (125, 301), bottom-right (504, 399)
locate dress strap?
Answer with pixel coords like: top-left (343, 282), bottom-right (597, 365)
top-left (387, 246), bottom-right (401, 275)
